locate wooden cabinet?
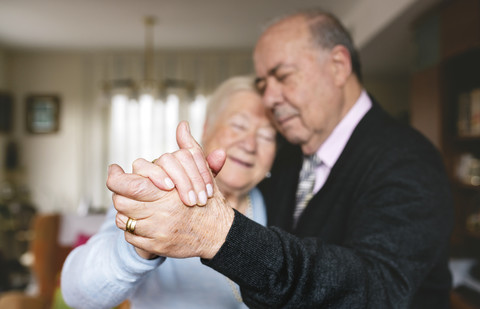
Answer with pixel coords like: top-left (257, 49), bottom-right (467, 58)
top-left (410, 65), bottom-right (443, 151)
top-left (411, 0), bottom-right (480, 257)
top-left (411, 2), bottom-right (480, 306)
top-left (443, 49), bottom-right (480, 256)
top-left (440, 0), bottom-right (480, 59)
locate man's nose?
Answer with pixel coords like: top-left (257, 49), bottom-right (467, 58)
top-left (262, 77), bottom-right (282, 108)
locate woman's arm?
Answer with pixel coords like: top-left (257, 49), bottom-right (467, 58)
top-left (60, 206), bottom-right (165, 309)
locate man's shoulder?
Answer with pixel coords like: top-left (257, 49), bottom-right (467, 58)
top-left (359, 102), bottom-right (439, 155)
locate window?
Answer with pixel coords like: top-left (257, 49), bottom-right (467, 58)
top-left (108, 91), bottom-right (207, 172)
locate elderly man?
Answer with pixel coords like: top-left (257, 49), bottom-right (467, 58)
top-left (108, 9), bottom-right (453, 308)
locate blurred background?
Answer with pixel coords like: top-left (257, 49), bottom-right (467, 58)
top-left (1, 0), bottom-right (480, 308)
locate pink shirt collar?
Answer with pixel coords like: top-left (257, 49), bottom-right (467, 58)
top-left (313, 90), bottom-right (372, 192)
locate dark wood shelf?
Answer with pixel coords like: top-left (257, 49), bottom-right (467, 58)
top-left (454, 181), bottom-right (480, 191)
top-left (451, 289), bottom-right (480, 309)
top-left (466, 230), bottom-right (480, 240)
top-left (455, 136), bottom-right (480, 142)
top-left (411, 0), bottom-right (480, 268)
top-left (441, 42), bottom-right (480, 64)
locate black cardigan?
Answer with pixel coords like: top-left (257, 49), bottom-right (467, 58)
top-left (203, 102), bottom-right (453, 308)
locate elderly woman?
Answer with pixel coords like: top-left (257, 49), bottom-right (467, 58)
top-left (61, 75), bottom-right (276, 309)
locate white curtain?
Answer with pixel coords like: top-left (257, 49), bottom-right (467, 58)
top-left (85, 50), bottom-right (251, 208)
top-left (108, 91), bottom-right (207, 172)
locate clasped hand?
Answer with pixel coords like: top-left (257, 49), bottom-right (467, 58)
top-left (106, 121), bottom-right (235, 260)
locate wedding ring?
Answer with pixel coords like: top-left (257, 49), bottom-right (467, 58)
top-left (126, 217), bottom-right (137, 234)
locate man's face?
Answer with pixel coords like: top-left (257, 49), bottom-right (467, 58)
top-left (253, 17), bottom-right (344, 155)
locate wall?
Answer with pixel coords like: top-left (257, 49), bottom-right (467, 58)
top-left (0, 49), bottom-right (6, 89)
top-left (0, 48), bottom-right (9, 183)
top-left (363, 75), bottom-right (410, 123)
top-left (7, 52), bottom-right (92, 213)
top-left (4, 49), bottom-right (253, 214)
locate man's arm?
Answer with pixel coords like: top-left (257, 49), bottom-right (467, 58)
top-left (203, 143), bottom-right (453, 308)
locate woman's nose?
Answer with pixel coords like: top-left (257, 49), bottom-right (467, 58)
top-left (240, 131), bottom-right (257, 153)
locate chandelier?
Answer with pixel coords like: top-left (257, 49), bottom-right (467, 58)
top-left (103, 16), bottom-right (195, 102)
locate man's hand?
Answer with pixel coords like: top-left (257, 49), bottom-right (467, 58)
top-left (106, 122), bottom-right (234, 259)
top-left (107, 163), bottom-right (234, 259)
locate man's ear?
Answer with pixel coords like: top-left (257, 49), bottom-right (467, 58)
top-left (330, 45), bottom-right (352, 87)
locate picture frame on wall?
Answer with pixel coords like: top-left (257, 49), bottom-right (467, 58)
top-left (0, 92), bottom-right (13, 133)
top-left (26, 94), bottom-right (61, 134)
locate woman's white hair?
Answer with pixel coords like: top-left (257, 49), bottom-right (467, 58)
top-left (203, 75), bottom-right (258, 138)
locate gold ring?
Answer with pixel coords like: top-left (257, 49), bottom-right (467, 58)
top-left (126, 217), bottom-right (137, 234)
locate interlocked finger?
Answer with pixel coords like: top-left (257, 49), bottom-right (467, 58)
top-left (112, 193), bottom-right (150, 217)
top-left (176, 121), bottom-right (214, 197)
top-left (107, 164), bottom-right (166, 202)
top-left (132, 158), bottom-right (175, 191)
top-left (172, 149), bottom-right (208, 205)
top-left (116, 213), bottom-right (146, 237)
top-left (156, 152), bottom-right (204, 206)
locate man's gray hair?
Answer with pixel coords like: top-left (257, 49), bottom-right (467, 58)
top-left (263, 9), bottom-right (362, 82)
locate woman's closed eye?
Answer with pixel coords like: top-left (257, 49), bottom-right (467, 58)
top-left (230, 119), bottom-right (248, 132)
top-left (257, 128), bottom-right (276, 143)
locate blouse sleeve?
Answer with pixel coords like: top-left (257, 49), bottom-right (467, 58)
top-left (61, 206), bottom-right (165, 309)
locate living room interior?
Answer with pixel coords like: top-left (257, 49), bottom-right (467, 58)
top-left (0, 0), bottom-right (480, 308)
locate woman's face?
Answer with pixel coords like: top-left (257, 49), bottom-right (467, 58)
top-left (202, 90), bottom-right (276, 195)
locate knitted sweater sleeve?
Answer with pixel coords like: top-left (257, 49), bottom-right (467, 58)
top-left (202, 142), bottom-right (453, 308)
top-left (61, 206), bottom-right (164, 309)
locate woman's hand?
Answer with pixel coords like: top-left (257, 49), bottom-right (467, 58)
top-left (148, 121), bottom-right (227, 206)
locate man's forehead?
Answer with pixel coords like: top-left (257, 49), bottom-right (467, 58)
top-left (254, 21), bottom-right (310, 65)
top-left (253, 39), bottom-right (306, 77)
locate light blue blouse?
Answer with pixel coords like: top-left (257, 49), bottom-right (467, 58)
top-left (61, 188), bottom-right (266, 309)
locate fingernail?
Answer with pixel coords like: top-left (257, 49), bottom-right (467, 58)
top-left (164, 177), bottom-right (174, 189)
top-left (206, 184), bottom-right (213, 197)
top-left (188, 190), bottom-right (197, 205)
top-left (186, 122), bottom-right (190, 133)
top-left (198, 191), bottom-right (207, 205)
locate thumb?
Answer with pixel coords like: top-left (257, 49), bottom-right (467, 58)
top-left (176, 121), bottom-right (202, 151)
top-left (206, 149), bottom-right (226, 176)
top-left (107, 164), bottom-right (125, 179)
top-left (106, 163), bottom-right (127, 192)
top-left (107, 163), bottom-right (167, 202)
